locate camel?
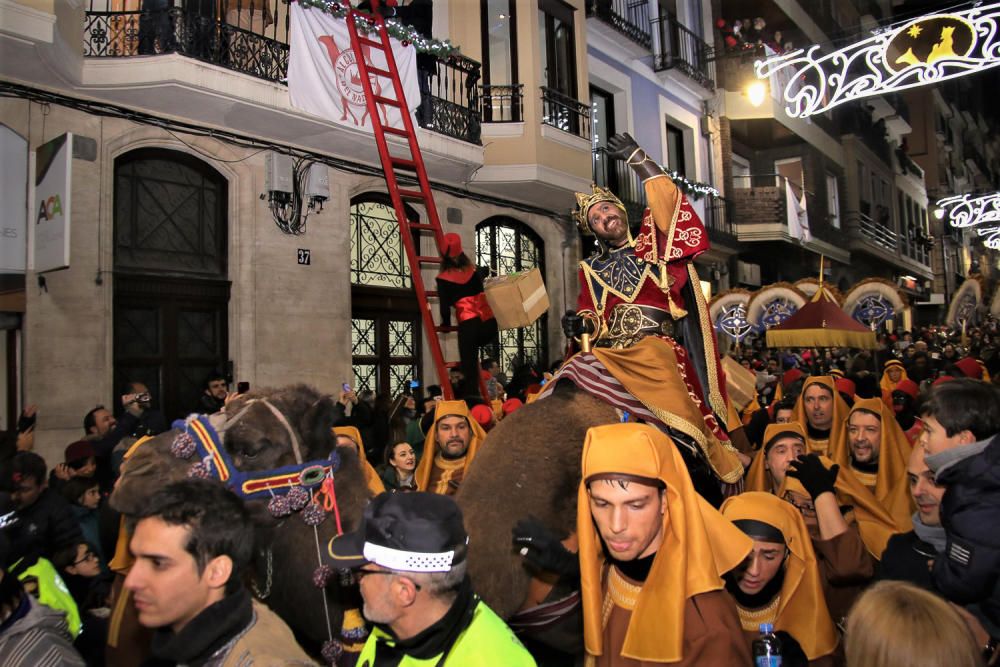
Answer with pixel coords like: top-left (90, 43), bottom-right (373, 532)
top-left (111, 384), bottom-right (372, 660)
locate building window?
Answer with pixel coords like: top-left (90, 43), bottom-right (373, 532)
top-left (350, 194), bottom-right (421, 396)
top-left (591, 85), bottom-right (617, 191)
top-left (350, 197), bottom-right (417, 288)
top-left (538, 0), bottom-right (576, 97)
top-left (732, 153), bottom-right (750, 189)
top-left (480, 0), bottom-right (520, 122)
top-left (826, 173), bottom-right (840, 230)
top-left (665, 122), bottom-right (686, 175)
top-left (475, 218), bottom-right (547, 376)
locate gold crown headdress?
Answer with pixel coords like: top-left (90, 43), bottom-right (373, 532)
top-left (574, 185), bottom-right (627, 235)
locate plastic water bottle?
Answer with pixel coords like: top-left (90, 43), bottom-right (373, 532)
top-left (752, 623), bottom-right (782, 667)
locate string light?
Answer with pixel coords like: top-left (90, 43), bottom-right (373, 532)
top-left (938, 192), bottom-right (1000, 249)
top-left (662, 167), bottom-right (720, 200)
top-left (297, 0), bottom-right (459, 56)
top-left (754, 2), bottom-right (1000, 119)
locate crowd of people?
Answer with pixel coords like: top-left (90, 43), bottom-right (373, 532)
top-left (715, 15), bottom-right (794, 54)
top-left (2, 128), bottom-right (999, 666)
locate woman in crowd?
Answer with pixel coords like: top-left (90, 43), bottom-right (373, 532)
top-left (379, 441), bottom-right (417, 492)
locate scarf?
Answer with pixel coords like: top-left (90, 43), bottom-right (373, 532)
top-left (150, 588), bottom-right (253, 665)
top-left (371, 577), bottom-right (478, 665)
top-left (911, 514), bottom-right (947, 554)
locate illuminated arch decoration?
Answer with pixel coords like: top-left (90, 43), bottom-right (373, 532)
top-left (709, 290), bottom-right (753, 343)
top-left (946, 277), bottom-right (983, 328)
top-left (938, 192), bottom-right (1000, 249)
top-left (842, 278), bottom-right (908, 331)
top-left (754, 4), bottom-right (1000, 119)
top-left (746, 283), bottom-right (807, 332)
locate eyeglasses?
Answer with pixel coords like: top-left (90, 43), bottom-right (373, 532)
top-left (356, 568), bottom-right (421, 590)
top-left (74, 551), bottom-right (98, 566)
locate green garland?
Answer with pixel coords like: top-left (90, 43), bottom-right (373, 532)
top-left (295, 0), bottom-right (460, 57)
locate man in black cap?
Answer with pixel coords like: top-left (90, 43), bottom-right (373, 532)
top-left (327, 492), bottom-right (536, 666)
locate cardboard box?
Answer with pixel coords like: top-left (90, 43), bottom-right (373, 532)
top-left (484, 268), bottom-right (549, 330)
top-left (721, 356), bottom-right (757, 412)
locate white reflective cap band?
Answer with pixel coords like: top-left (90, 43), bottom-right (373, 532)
top-left (363, 542), bottom-right (456, 573)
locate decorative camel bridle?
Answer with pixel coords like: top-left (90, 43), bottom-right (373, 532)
top-left (169, 398), bottom-right (365, 665)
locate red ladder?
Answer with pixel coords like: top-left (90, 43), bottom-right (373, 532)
top-left (345, 2), bottom-right (485, 402)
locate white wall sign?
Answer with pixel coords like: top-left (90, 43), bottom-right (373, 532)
top-left (0, 126), bottom-right (28, 272)
top-left (33, 133), bottom-right (72, 273)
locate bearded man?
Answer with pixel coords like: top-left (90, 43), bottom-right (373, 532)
top-left (558, 133), bottom-right (742, 497)
top-left (413, 400), bottom-right (487, 495)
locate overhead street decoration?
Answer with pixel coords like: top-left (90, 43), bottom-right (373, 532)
top-left (755, 3), bottom-right (1000, 119)
top-left (938, 192), bottom-right (1000, 249)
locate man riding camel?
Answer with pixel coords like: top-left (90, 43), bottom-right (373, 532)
top-left (558, 133), bottom-right (743, 500)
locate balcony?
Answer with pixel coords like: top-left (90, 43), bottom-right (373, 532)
top-left (652, 13), bottom-right (715, 90)
top-left (81, 3), bottom-right (483, 146)
top-left (852, 211), bottom-right (898, 252)
top-left (480, 84), bottom-right (523, 123)
top-left (586, 0), bottom-right (652, 50)
top-left (541, 87), bottom-right (592, 140)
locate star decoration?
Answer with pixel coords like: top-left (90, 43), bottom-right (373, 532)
top-left (907, 24), bottom-right (923, 38)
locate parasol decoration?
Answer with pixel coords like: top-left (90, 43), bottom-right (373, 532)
top-left (794, 278), bottom-right (843, 304)
top-left (766, 288), bottom-right (878, 349)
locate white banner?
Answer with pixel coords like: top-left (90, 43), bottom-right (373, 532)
top-left (33, 133), bottom-right (72, 274)
top-left (0, 126), bottom-right (28, 272)
top-left (288, 3), bottom-right (419, 131)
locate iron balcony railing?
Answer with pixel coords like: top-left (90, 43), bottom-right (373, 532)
top-left (480, 84), bottom-right (524, 123)
top-left (82, 1), bottom-right (482, 144)
top-left (586, 0), bottom-right (652, 50)
top-left (541, 87), bottom-right (592, 140)
top-left (652, 12), bottom-right (715, 90)
top-left (703, 196), bottom-right (735, 240)
top-left (851, 211), bottom-right (898, 252)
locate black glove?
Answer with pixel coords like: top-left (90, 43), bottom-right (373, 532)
top-left (773, 630), bottom-right (808, 667)
top-left (786, 454), bottom-right (839, 500)
top-left (561, 310), bottom-right (585, 339)
top-left (512, 517), bottom-right (579, 576)
top-left (606, 132), bottom-right (640, 161)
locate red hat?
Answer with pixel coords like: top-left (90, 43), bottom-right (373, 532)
top-left (894, 378), bottom-right (919, 400)
top-left (469, 404), bottom-right (494, 429)
top-left (64, 440), bottom-right (95, 464)
top-left (932, 375), bottom-right (955, 387)
top-left (442, 233), bottom-right (463, 259)
top-left (781, 368), bottom-right (804, 388)
top-left (502, 398), bottom-right (523, 416)
top-left (834, 377), bottom-right (856, 399)
top-left (954, 357), bottom-right (983, 380)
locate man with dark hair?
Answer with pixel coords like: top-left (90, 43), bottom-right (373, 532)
top-left (326, 491), bottom-right (535, 665)
top-left (414, 400), bottom-right (487, 495)
top-left (4, 452), bottom-right (82, 566)
top-left (124, 479), bottom-right (313, 665)
top-left (199, 371), bottom-right (229, 414)
top-left (572, 424), bottom-right (750, 665)
top-left (919, 379), bottom-right (1000, 639)
top-left (118, 380), bottom-right (168, 437)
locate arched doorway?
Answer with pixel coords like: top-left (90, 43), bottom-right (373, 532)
top-left (475, 217), bottom-right (547, 375)
top-left (113, 148), bottom-right (229, 420)
top-left (349, 194), bottom-right (422, 397)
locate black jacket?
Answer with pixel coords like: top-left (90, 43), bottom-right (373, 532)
top-left (6, 488), bottom-right (82, 566)
top-left (933, 432), bottom-right (1000, 630)
top-left (879, 530), bottom-right (938, 590)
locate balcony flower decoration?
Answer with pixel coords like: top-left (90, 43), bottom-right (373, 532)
top-left (297, 0), bottom-right (459, 57)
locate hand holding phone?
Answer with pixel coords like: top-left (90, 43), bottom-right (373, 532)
top-left (237, 381), bottom-right (250, 394)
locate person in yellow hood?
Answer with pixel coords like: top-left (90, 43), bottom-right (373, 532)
top-left (792, 377), bottom-right (850, 456)
top-left (414, 400), bottom-right (487, 495)
top-left (832, 398), bottom-right (913, 531)
top-left (721, 492), bottom-right (838, 666)
top-left (577, 423), bottom-right (751, 665)
top-left (744, 422), bottom-right (807, 494)
top-left (332, 426), bottom-right (386, 496)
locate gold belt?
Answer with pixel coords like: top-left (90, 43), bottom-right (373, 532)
top-left (598, 304), bottom-right (674, 348)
